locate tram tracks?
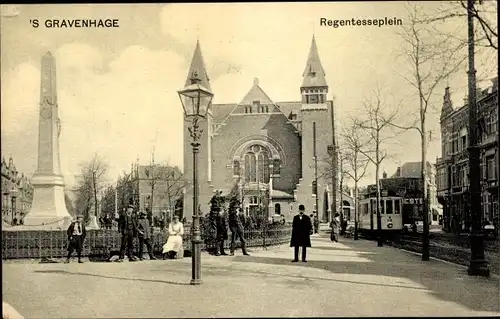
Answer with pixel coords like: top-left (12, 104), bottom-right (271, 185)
top-left (384, 235), bottom-right (499, 275)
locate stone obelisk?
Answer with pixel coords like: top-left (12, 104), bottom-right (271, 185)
top-left (23, 52), bottom-right (72, 230)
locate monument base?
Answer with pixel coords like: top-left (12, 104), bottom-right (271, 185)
top-left (22, 173), bottom-right (72, 231)
top-left (86, 215), bottom-right (100, 230)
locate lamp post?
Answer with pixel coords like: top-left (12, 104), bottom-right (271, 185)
top-left (10, 187), bottom-right (18, 225)
top-left (466, 0), bottom-right (489, 277)
top-left (178, 71), bottom-right (214, 285)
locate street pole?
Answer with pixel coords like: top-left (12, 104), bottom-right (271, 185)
top-left (377, 177), bottom-right (383, 246)
top-left (330, 98), bottom-right (337, 223)
top-left (339, 153), bottom-right (344, 223)
top-left (466, 0), bottom-right (489, 277)
top-left (190, 116), bottom-right (203, 285)
top-left (313, 122), bottom-right (319, 223)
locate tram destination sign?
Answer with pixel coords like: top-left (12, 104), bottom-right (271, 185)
top-left (402, 198), bottom-right (423, 205)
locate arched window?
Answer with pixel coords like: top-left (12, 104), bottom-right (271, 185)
top-left (233, 160), bottom-right (240, 176)
top-left (243, 145), bottom-right (270, 183)
top-left (275, 203), bottom-right (281, 215)
top-left (272, 159), bottom-right (281, 175)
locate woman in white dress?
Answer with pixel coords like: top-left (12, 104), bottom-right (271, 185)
top-left (162, 215), bottom-right (184, 259)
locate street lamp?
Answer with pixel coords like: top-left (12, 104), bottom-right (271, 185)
top-left (10, 187), bottom-right (18, 225)
top-left (466, 0), bottom-right (489, 277)
top-left (178, 71), bottom-right (214, 285)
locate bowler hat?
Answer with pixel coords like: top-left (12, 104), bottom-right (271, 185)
top-left (299, 204), bottom-right (305, 211)
top-left (127, 204), bottom-right (135, 209)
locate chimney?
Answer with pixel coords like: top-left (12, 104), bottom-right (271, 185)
top-left (492, 77), bottom-right (498, 92)
top-left (382, 171), bottom-right (387, 179)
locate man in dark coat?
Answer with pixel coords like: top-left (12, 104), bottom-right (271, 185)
top-left (215, 209), bottom-right (229, 256)
top-left (290, 204), bottom-right (312, 262)
top-left (117, 204), bottom-right (139, 262)
top-left (137, 211), bottom-right (156, 260)
top-left (228, 204), bottom-right (250, 256)
top-left (65, 214), bottom-right (86, 263)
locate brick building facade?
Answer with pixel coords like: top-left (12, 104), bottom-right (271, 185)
top-left (436, 78), bottom-right (499, 233)
top-left (1, 156), bottom-right (34, 224)
top-left (182, 37), bottom-right (337, 222)
top-left (129, 163), bottom-right (183, 219)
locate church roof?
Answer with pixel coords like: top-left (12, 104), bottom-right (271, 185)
top-left (184, 40), bottom-right (211, 91)
top-left (391, 161), bottom-right (433, 178)
top-left (239, 78), bottom-right (274, 105)
top-left (211, 101), bottom-right (304, 123)
top-left (301, 36), bottom-right (327, 88)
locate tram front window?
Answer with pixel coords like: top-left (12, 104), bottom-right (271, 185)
top-left (394, 200), bottom-right (401, 214)
top-left (386, 200), bottom-right (393, 214)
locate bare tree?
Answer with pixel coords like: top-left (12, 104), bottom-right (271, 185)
top-left (339, 118), bottom-right (371, 240)
top-left (64, 192), bottom-right (75, 217)
top-left (418, 0), bottom-right (497, 51)
top-left (88, 153), bottom-right (108, 219)
top-left (354, 83), bottom-right (404, 247)
top-left (163, 165), bottom-right (184, 218)
top-left (144, 152), bottom-right (163, 217)
top-left (73, 172), bottom-right (93, 220)
top-left (392, 3), bottom-right (468, 260)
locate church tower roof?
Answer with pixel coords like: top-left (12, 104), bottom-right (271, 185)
top-left (301, 35), bottom-right (327, 88)
top-left (185, 40), bottom-right (211, 91)
top-left (440, 86), bottom-right (454, 120)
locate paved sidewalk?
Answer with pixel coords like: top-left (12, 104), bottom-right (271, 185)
top-left (3, 233), bottom-right (499, 318)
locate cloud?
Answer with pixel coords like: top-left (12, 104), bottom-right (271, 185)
top-left (1, 42), bottom-right (188, 187)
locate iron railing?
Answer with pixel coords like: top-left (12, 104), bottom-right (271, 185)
top-left (1, 224), bottom-right (292, 260)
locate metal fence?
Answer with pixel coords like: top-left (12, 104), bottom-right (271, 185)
top-left (1, 224), bottom-right (292, 260)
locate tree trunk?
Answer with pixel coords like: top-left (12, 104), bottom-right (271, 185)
top-left (421, 114), bottom-right (430, 260)
top-left (93, 174), bottom-right (98, 220)
top-left (354, 166), bottom-right (359, 240)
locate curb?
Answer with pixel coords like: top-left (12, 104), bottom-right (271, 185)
top-left (397, 247), bottom-right (500, 280)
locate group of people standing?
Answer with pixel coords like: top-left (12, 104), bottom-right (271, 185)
top-left (204, 198), bottom-right (250, 256)
top-left (64, 204), bottom-right (185, 263)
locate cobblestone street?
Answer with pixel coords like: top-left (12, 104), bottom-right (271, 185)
top-left (3, 233), bottom-right (499, 318)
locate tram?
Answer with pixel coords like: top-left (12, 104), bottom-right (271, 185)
top-left (358, 197), bottom-right (402, 238)
top-left (358, 196), bottom-right (424, 238)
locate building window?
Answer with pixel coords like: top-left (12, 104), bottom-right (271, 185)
top-left (486, 156), bottom-right (496, 180)
top-left (244, 145), bottom-right (270, 183)
top-left (451, 165), bottom-right (457, 187)
top-left (461, 135), bottom-right (467, 151)
top-left (233, 160), bottom-right (240, 176)
top-left (275, 203), bottom-right (281, 215)
top-left (253, 101), bottom-right (260, 113)
top-left (272, 159), bottom-right (281, 175)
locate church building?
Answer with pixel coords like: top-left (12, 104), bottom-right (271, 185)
top-left (182, 36), bottom-right (337, 222)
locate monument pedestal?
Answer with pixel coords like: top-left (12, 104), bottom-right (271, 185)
top-left (23, 173), bottom-right (72, 230)
top-left (86, 215), bottom-right (100, 230)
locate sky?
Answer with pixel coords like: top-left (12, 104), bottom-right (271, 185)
top-left (1, 2), bottom-right (497, 190)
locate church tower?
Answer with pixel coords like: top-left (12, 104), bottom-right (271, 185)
top-left (182, 41), bottom-right (214, 221)
top-left (297, 36), bottom-right (334, 221)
